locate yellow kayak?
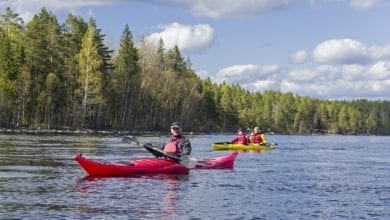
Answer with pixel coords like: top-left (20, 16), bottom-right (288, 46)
top-left (212, 142), bottom-right (277, 151)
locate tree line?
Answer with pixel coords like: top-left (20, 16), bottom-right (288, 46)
top-left (0, 8), bottom-right (389, 135)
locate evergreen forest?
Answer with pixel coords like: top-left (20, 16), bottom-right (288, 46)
top-left (0, 8), bottom-right (389, 135)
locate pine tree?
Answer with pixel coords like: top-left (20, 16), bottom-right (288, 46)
top-left (276, 92), bottom-right (296, 133)
top-left (156, 38), bottom-right (166, 70)
top-left (0, 7), bottom-right (24, 39)
top-left (24, 8), bottom-right (63, 128)
top-left (62, 14), bottom-right (88, 127)
top-left (218, 83), bottom-right (238, 130)
top-left (112, 24), bottom-right (140, 129)
top-left (166, 45), bottom-right (186, 75)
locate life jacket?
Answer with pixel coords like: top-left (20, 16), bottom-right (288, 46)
top-left (232, 134), bottom-right (248, 145)
top-left (250, 133), bottom-right (263, 144)
top-left (163, 136), bottom-right (184, 153)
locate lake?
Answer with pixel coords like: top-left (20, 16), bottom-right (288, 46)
top-left (0, 133), bottom-right (389, 219)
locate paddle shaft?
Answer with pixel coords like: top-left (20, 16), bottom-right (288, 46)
top-left (124, 136), bottom-right (197, 168)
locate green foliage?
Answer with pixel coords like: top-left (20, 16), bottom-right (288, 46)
top-left (77, 21), bottom-right (104, 127)
top-left (0, 7), bottom-right (24, 40)
top-left (0, 7), bottom-right (389, 135)
top-left (109, 24), bottom-right (140, 129)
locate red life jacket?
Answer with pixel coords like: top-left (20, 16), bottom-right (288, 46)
top-left (232, 134), bottom-right (248, 145)
top-left (164, 136), bottom-right (184, 153)
top-left (250, 133), bottom-right (263, 144)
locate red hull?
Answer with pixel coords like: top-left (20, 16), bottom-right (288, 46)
top-left (75, 155), bottom-right (189, 176)
top-left (195, 151), bottom-right (238, 169)
top-left (75, 152), bottom-right (238, 176)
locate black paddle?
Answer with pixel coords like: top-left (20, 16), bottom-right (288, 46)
top-left (213, 141), bottom-right (231, 145)
top-left (124, 136), bottom-right (198, 169)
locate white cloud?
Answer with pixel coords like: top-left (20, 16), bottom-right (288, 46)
top-left (0, 0), bottom-right (295, 19)
top-left (312, 38), bottom-right (390, 65)
top-left (340, 64), bottom-right (365, 81)
top-left (369, 45), bottom-right (390, 60)
top-left (243, 79), bottom-right (277, 91)
top-left (144, 22), bottom-right (214, 53)
top-left (166, 0), bottom-right (389, 18)
top-left (215, 64), bottom-right (279, 85)
top-left (195, 69), bottom-right (212, 79)
top-left (212, 61), bottom-right (390, 99)
top-left (1, 0), bottom-right (296, 22)
top-left (313, 39), bottom-right (370, 64)
top-left (290, 50), bottom-right (307, 64)
top-left (207, 64), bottom-right (281, 92)
top-left (1, 0), bottom-right (112, 10)
top-left (168, 0), bottom-right (295, 19)
top-left (217, 64), bottom-right (278, 77)
top-left (369, 61), bottom-right (390, 79)
top-left (349, 0), bottom-right (382, 10)
top-left (280, 64), bottom-right (390, 99)
top-left (288, 68), bottom-right (317, 81)
top-left (0, 0), bottom-right (113, 21)
top-left (3, 0), bottom-right (389, 23)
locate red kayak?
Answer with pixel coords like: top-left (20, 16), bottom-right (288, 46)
top-left (75, 152), bottom-right (238, 176)
top-left (195, 151), bottom-right (237, 169)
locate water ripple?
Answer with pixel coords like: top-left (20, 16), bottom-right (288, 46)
top-left (0, 134), bottom-right (389, 219)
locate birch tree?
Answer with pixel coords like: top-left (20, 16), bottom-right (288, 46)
top-left (77, 21), bottom-right (104, 128)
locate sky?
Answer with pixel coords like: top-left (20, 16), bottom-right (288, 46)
top-left (1, 0), bottom-right (390, 100)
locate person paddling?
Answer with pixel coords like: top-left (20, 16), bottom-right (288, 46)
top-left (231, 128), bottom-right (248, 145)
top-left (162, 122), bottom-right (192, 158)
top-left (248, 127), bottom-right (264, 144)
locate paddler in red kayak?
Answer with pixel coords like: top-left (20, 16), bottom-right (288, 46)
top-left (162, 122), bottom-right (192, 158)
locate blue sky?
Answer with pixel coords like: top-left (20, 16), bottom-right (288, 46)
top-left (2, 0), bottom-right (390, 100)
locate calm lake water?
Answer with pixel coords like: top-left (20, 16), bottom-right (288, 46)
top-left (0, 133), bottom-right (389, 219)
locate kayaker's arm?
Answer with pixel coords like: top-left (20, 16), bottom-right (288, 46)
top-left (181, 138), bottom-right (191, 156)
top-left (231, 137), bottom-right (238, 144)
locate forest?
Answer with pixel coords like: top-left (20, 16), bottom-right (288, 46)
top-left (0, 8), bottom-right (389, 135)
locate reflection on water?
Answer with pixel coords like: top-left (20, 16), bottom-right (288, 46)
top-left (0, 133), bottom-right (389, 219)
top-left (74, 174), bottom-right (190, 218)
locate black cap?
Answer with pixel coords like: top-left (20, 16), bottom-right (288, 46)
top-left (171, 122), bottom-right (181, 129)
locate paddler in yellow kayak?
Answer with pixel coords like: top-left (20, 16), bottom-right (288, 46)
top-left (231, 128), bottom-right (248, 145)
top-left (249, 126), bottom-right (269, 144)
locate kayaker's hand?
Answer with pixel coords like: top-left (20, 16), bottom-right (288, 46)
top-left (165, 152), bottom-right (180, 160)
top-left (165, 152), bottom-right (176, 157)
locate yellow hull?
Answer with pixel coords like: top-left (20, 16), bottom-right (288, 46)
top-left (212, 142), bottom-right (277, 151)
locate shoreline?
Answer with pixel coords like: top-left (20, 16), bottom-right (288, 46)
top-left (0, 128), bottom-right (384, 136)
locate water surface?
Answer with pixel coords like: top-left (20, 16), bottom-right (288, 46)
top-left (0, 134), bottom-right (389, 219)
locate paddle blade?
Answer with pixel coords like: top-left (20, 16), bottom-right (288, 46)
top-left (181, 155), bottom-right (198, 169)
top-left (122, 135), bottom-right (140, 145)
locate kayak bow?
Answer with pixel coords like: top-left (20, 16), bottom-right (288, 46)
top-left (195, 151), bottom-right (238, 169)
